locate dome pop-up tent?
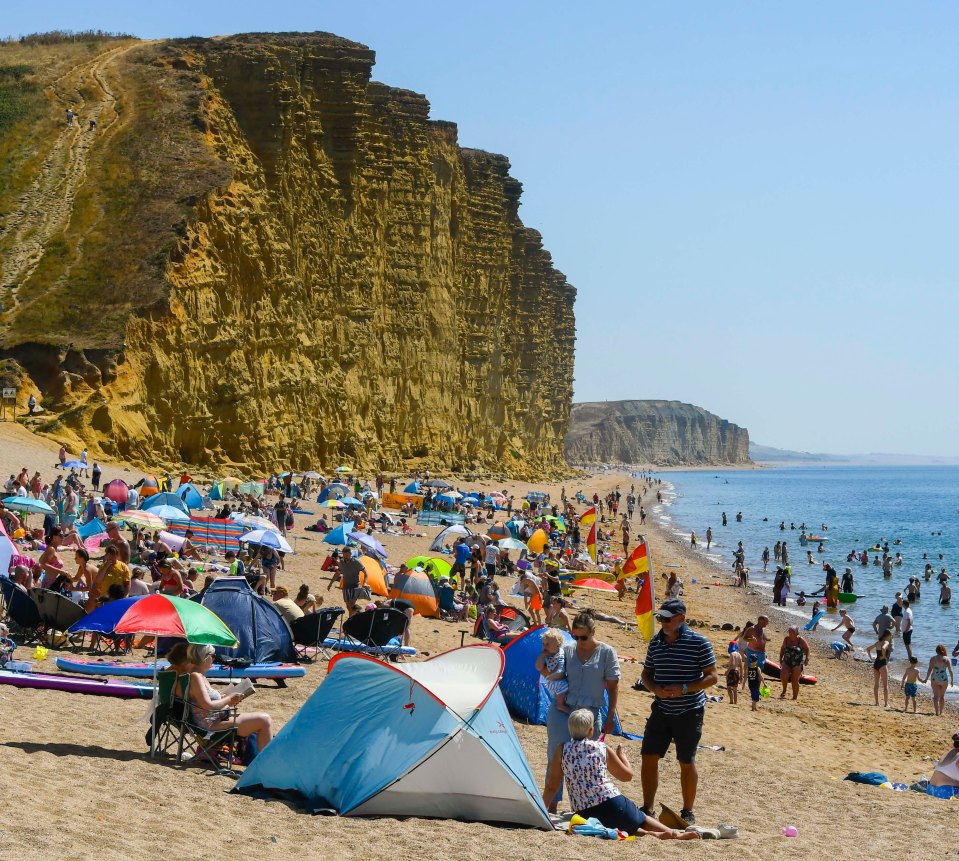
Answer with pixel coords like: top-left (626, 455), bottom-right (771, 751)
top-left (500, 626), bottom-right (623, 733)
top-left (234, 646), bottom-right (551, 829)
top-left (197, 577), bottom-right (295, 663)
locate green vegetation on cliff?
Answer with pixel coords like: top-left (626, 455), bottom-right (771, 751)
top-left (0, 32), bottom-right (575, 478)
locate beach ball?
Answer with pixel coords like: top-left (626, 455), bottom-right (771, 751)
top-left (782, 826), bottom-right (798, 838)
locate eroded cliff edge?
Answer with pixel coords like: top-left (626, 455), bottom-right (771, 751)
top-left (0, 33), bottom-right (575, 477)
top-left (565, 400), bottom-right (751, 466)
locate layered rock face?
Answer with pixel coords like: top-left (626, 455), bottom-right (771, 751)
top-left (2, 33), bottom-right (576, 476)
top-left (565, 400), bottom-right (751, 466)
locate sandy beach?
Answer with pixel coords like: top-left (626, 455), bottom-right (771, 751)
top-left (0, 424), bottom-right (955, 861)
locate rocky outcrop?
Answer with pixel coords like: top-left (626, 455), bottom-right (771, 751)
top-left (565, 400), bottom-right (751, 466)
top-left (0, 33), bottom-right (575, 477)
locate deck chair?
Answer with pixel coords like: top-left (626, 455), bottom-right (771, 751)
top-left (498, 605), bottom-right (530, 632)
top-left (31, 588), bottom-right (87, 648)
top-left (291, 607), bottom-right (344, 661)
top-left (339, 607), bottom-right (409, 659)
top-left (146, 669), bottom-right (184, 758)
top-left (0, 577), bottom-right (44, 644)
top-left (172, 674), bottom-right (241, 776)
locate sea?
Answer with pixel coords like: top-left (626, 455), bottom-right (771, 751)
top-left (648, 465), bottom-right (959, 684)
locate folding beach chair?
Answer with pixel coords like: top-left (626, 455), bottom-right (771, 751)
top-left (172, 674), bottom-right (241, 776)
top-left (145, 669), bottom-right (184, 758)
top-left (0, 577), bottom-right (44, 644)
top-left (31, 588), bottom-right (86, 648)
top-left (339, 608), bottom-right (409, 660)
top-left (291, 607), bottom-right (344, 662)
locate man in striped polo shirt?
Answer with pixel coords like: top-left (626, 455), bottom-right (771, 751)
top-left (639, 598), bottom-right (718, 825)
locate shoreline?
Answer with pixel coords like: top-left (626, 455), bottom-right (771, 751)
top-left (644, 471), bottom-right (959, 707)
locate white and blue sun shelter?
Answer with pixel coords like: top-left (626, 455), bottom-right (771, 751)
top-left (234, 645), bottom-right (552, 829)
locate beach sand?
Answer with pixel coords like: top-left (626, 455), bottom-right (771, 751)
top-left (0, 424), bottom-right (954, 861)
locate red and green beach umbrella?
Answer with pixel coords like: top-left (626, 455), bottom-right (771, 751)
top-left (106, 594), bottom-right (237, 757)
top-left (111, 593), bottom-right (238, 644)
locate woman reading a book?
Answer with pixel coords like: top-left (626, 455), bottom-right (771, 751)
top-left (186, 644), bottom-right (274, 750)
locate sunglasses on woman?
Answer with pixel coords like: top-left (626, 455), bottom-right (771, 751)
top-left (572, 633), bottom-right (591, 641)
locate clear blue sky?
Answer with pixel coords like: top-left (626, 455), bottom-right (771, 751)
top-left (7, 3), bottom-right (959, 455)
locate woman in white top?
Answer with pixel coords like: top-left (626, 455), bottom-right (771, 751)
top-left (543, 709), bottom-right (698, 839)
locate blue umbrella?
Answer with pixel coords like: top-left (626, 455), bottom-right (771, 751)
top-left (340, 496), bottom-right (364, 507)
top-left (2, 496), bottom-right (55, 515)
top-left (67, 596), bottom-right (146, 634)
top-left (349, 530), bottom-right (387, 559)
top-left (141, 492), bottom-right (189, 515)
top-left (147, 505), bottom-right (191, 523)
top-left (323, 522), bottom-right (355, 545)
top-left (318, 483), bottom-right (350, 502)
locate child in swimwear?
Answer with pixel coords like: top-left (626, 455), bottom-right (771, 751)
top-left (901, 656), bottom-right (921, 714)
top-left (725, 642), bottom-right (743, 705)
top-left (536, 629), bottom-right (569, 712)
top-left (744, 654), bottom-right (763, 712)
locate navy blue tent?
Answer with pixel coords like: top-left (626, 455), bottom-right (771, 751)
top-left (199, 577), bottom-right (295, 663)
top-left (500, 625), bottom-right (624, 733)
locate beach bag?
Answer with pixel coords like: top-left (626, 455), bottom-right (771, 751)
top-left (844, 772), bottom-right (889, 786)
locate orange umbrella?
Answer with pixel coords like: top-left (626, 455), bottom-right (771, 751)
top-left (359, 555), bottom-right (389, 597)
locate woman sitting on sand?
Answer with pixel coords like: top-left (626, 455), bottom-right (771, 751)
top-left (186, 644), bottom-right (274, 749)
top-left (545, 596), bottom-right (573, 632)
top-left (543, 709), bottom-right (699, 840)
top-left (931, 733), bottom-right (959, 788)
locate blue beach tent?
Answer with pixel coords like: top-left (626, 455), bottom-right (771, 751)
top-left (403, 481), bottom-right (421, 494)
top-left (500, 625), bottom-right (624, 733)
top-left (140, 492), bottom-right (189, 515)
top-left (198, 577), bottom-right (295, 663)
top-left (234, 646), bottom-right (552, 828)
top-left (322, 521), bottom-right (355, 545)
top-left (175, 483), bottom-right (204, 510)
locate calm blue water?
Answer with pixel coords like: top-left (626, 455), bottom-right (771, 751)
top-left (652, 466), bottom-right (959, 670)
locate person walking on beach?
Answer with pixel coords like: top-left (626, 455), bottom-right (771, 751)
top-left (762, 546), bottom-right (770, 571)
top-left (705, 527), bottom-right (712, 550)
top-left (639, 599), bottom-right (718, 825)
top-left (923, 645), bottom-right (954, 716)
top-left (866, 630), bottom-right (893, 708)
top-left (900, 599), bottom-right (915, 660)
top-left (832, 609), bottom-right (856, 648)
top-left (901, 657), bottom-right (921, 714)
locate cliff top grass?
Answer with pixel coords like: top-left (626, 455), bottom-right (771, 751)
top-left (0, 39), bottom-right (229, 351)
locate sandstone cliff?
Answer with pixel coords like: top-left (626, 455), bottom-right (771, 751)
top-left (0, 33), bottom-right (575, 477)
top-left (565, 400), bottom-right (751, 466)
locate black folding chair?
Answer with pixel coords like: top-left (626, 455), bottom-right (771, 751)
top-left (0, 577), bottom-right (44, 644)
top-left (291, 607), bottom-right (344, 661)
top-left (339, 607), bottom-right (409, 659)
top-left (31, 588), bottom-right (87, 648)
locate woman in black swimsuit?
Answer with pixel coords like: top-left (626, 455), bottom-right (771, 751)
top-left (778, 626), bottom-right (810, 701)
top-left (866, 630), bottom-right (893, 708)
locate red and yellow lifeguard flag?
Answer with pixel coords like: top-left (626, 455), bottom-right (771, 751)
top-left (580, 507), bottom-right (597, 563)
top-left (624, 541), bottom-right (654, 640)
